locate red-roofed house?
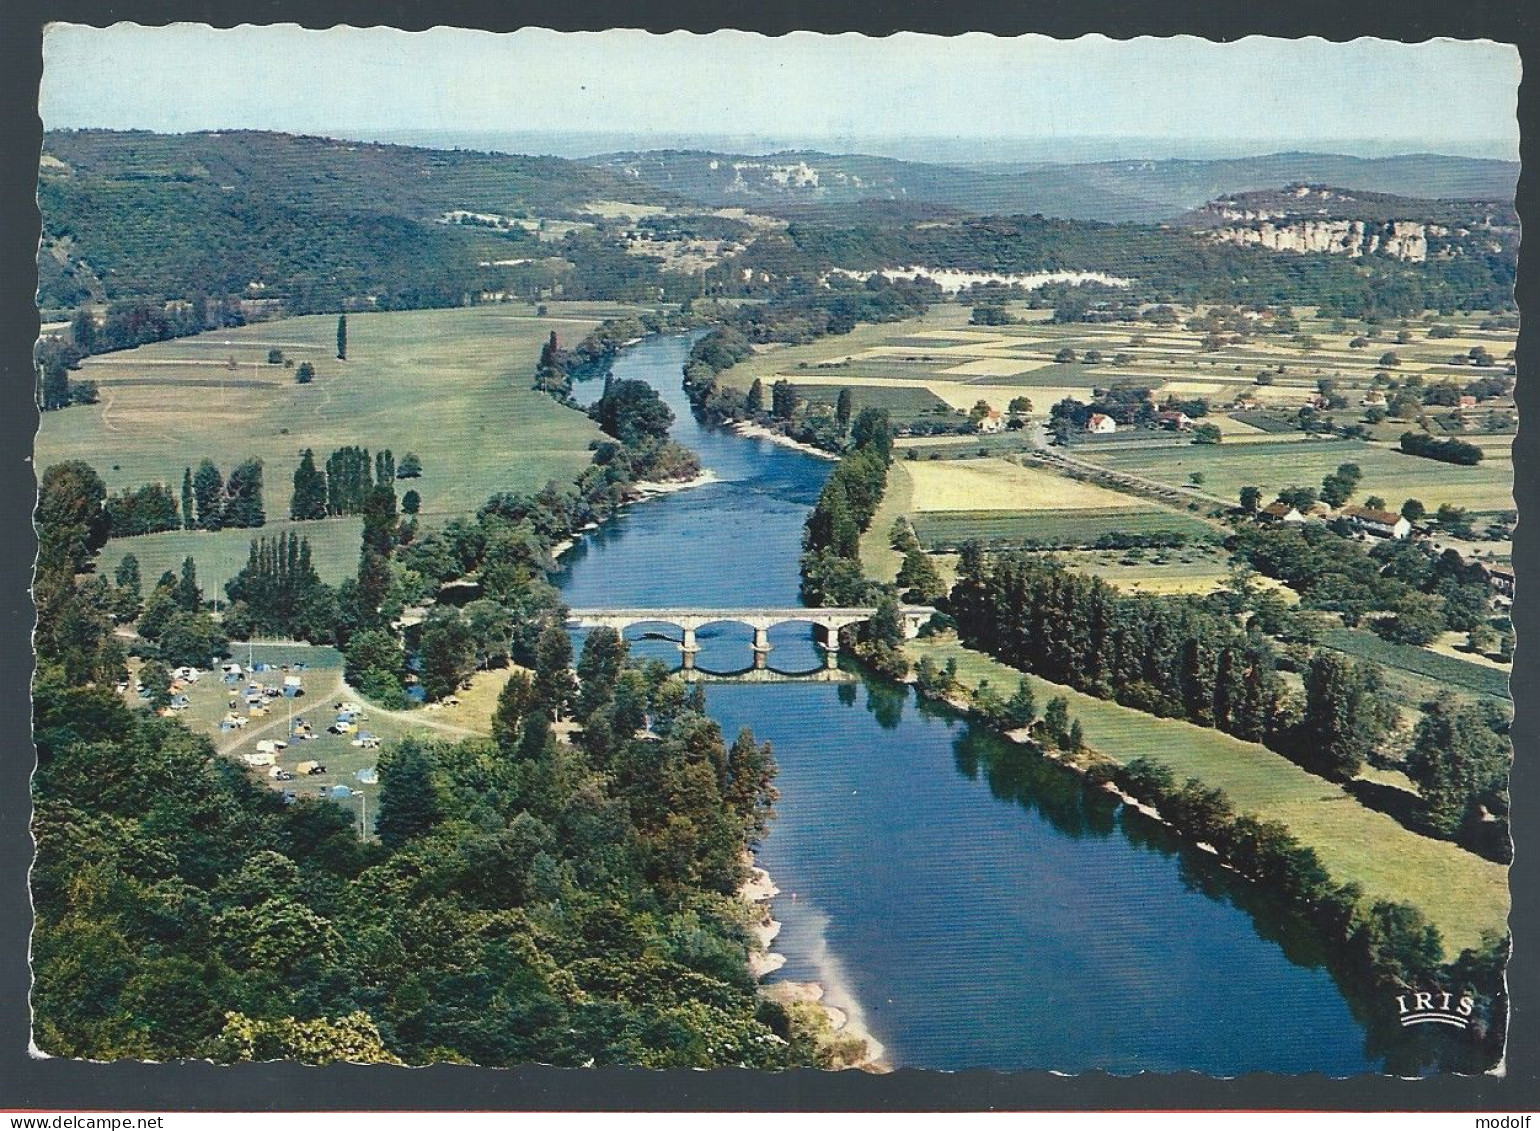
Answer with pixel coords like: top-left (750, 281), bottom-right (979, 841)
top-left (1086, 413), bottom-right (1117, 435)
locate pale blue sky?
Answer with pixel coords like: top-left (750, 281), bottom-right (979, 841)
top-left (41, 26), bottom-right (1522, 160)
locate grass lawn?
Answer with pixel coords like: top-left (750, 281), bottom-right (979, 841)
top-left (1074, 436), bottom-right (1514, 513)
top-left (911, 507), bottom-right (1217, 550)
top-left (46, 304), bottom-right (621, 591)
top-left (422, 665), bottom-right (519, 735)
top-left (1047, 547), bottom-right (1237, 596)
top-left (47, 305), bottom-right (614, 516)
top-left (103, 516), bottom-right (364, 595)
top-left (860, 462), bottom-right (917, 585)
top-left (906, 635), bottom-right (1508, 954)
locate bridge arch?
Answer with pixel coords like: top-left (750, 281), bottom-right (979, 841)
top-left (565, 605), bottom-right (938, 672)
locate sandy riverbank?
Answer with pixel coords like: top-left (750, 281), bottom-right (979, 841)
top-left (732, 422), bottom-right (840, 461)
top-left (550, 469), bottom-right (720, 559)
top-left (630, 467), bottom-right (721, 498)
top-left (738, 860), bottom-right (890, 1072)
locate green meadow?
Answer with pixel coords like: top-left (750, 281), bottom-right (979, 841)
top-left (907, 635), bottom-right (1509, 955)
top-left (45, 304), bottom-right (623, 591)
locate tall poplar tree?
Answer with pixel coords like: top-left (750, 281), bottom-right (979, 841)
top-left (290, 449), bottom-right (328, 521)
top-left (336, 313), bottom-right (347, 360)
top-left (192, 460), bottom-right (225, 531)
top-left (181, 467), bottom-right (194, 530)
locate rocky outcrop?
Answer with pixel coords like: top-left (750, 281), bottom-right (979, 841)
top-left (1190, 183), bottom-right (1517, 263)
top-left (1205, 218), bottom-right (1434, 261)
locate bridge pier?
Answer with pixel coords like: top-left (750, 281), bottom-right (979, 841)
top-left (751, 626), bottom-right (772, 670)
top-left (819, 622), bottom-right (842, 670)
top-left (680, 626), bottom-right (700, 671)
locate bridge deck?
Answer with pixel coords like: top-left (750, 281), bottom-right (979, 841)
top-left (566, 607), bottom-right (934, 618)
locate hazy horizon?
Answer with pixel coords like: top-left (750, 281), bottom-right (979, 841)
top-left (38, 124), bottom-right (1520, 168)
top-left (41, 28), bottom-right (1520, 164)
top-left (358, 129), bottom-right (1522, 165)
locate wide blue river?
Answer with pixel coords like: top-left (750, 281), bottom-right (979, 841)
top-left (555, 333), bottom-right (1381, 1074)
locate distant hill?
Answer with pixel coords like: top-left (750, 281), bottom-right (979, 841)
top-left (974, 153), bottom-right (1521, 214)
top-left (44, 129), bottom-right (667, 220)
top-left (1177, 184), bottom-right (1519, 263)
top-left (38, 130), bottom-right (672, 309)
top-left (590, 150), bottom-right (1176, 223)
top-left (36, 130), bottom-right (1521, 319)
top-left (591, 149), bottom-right (1520, 223)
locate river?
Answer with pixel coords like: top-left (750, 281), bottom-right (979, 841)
top-left (555, 333), bottom-right (1382, 1075)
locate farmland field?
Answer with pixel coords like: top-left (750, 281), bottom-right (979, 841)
top-left (1044, 547), bottom-right (1243, 596)
top-left (791, 381), bottom-right (953, 422)
top-left (906, 636), bottom-right (1508, 954)
top-left (1072, 436), bottom-right (1515, 513)
top-left (905, 457), bottom-right (1146, 512)
top-left (44, 304), bottom-right (623, 590)
top-left (1320, 626), bottom-right (1512, 701)
top-left (911, 507), bottom-right (1217, 549)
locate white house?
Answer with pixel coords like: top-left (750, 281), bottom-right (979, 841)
top-left (1260, 502), bottom-right (1306, 525)
top-left (1086, 413), bottom-right (1117, 435)
top-left (1341, 506), bottom-right (1411, 540)
top-left (1157, 409), bottom-right (1194, 431)
top-left (976, 408), bottom-right (1005, 434)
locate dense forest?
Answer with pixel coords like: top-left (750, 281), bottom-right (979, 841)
top-left (716, 214), bottom-right (1516, 318)
top-left (947, 545), bottom-right (1509, 853)
top-left (31, 339), bottom-right (832, 1068)
top-left (34, 581), bottom-right (810, 1065)
top-left (38, 130), bottom-right (677, 311)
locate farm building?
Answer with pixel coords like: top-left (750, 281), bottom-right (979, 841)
top-left (1157, 410), bottom-right (1194, 431)
top-left (1486, 565), bottom-right (1516, 597)
top-left (1340, 506), bottom-right (1411, 540)
top-left (1259, 502), bottom-right (1307, 525)
top-left (977, 409), bottom-right (1005, 434)
top-left (1086, 413), bottom-right (1117, 435)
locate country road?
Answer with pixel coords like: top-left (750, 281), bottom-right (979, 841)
top-left (1028, 447), bottom-right (1239, 519)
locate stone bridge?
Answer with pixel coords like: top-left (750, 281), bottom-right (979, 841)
top-left (565, 606), bottom-right (938, 670)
